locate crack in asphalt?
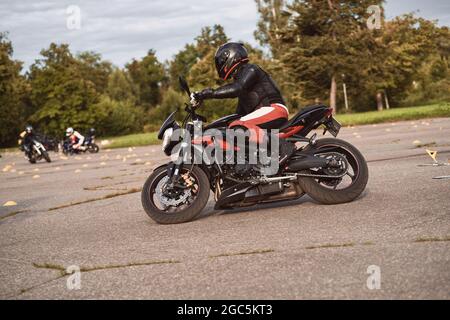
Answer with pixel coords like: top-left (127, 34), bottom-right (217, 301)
top-left (83, 179), bottom-right (141, 191)
top-left (414, 236), bottom-right (450, 243)
top-left (47, 187), bottom-right (142, 211)
top-left (0, 210), bottom-right (28, 222)
top-left (33, 259), bottom-right (181, 273)
top-left (209, 249), bottom-right (275, 258)
top-left (3, 259), bottom-right (181, 299)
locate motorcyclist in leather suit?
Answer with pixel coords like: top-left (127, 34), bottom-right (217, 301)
top-left (192, 42), bottom-right (289, 136)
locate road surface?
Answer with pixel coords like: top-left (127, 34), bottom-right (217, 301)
top-left (1, 117), bottom-right (449, 299)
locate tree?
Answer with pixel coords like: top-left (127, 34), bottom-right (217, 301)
top-left (126, 49), bottom-right (166, 109)
top-left (272, 0), bottom-right (385, 113)
top-left (168, 44), bottom-right (199, 89)
top-left (0, 33), bottom-right (29, 147)
top-left (106, 68), bottom-right (138, 103)
top-left (76, 51), bottom-right (112, 94)
top-left (28, 43), bottom-right (100, 137)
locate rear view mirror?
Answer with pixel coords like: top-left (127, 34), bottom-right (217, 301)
top-left (178, 77), bottom-right (191, 97)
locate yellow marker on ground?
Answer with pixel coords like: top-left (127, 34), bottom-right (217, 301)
top-left (55, 167), bottom-right (60, 171)
top-left (82, 164), bottom-right (88, 168)
top-left (2, 165), bottom-right (12, 172)
top-left (426, 149), bottom-right (438, 163)
top-left (32, 175), bottom-right (40, 179)
top-left (100, 162), bottom-right (106, 166)
top-left (75, 169), bottom-right (82, 173)
top-left (3, 201), bottom-right (17, 207)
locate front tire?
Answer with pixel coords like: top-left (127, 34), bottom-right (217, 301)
top-left (297, 138), bottom-right (368, 205)
top-left (141, 165), bottom-right (210, 224)
top-left (42, 150), bottom-right (51, 163)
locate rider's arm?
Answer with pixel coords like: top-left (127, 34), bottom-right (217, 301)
top-left (199, 65), bottom-right (258, 100)
top-left (74, 131), bottom-right (85, 146)
top-left (18, 131), bottom-right (26, 145)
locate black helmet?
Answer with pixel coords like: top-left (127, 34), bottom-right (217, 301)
top-left (214, 42), bottom-right (249, 80)
top-left (25, 125), bottom-right (33, 133)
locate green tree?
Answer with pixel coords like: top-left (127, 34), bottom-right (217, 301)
top-left (28, 43), bottom-right (100, 137)
top-left (126, 49), bottom-right (166, 109)
top-left (272, 0), bottom-right (385, 112)
top-left (76, 51), bottom-right (112, 94)
top-left (0, 33), bottom-right (29, 147)
top-left (168, 44), bottom-right (199, 89)
top-left (106, 68), bottom-right (138, 103)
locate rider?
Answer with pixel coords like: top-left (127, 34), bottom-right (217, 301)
top-left (18, 125), bottom-right (35, 155)
top-left (192, 42), bottom-right (289, 144)
top-left (66, 127), bottom-right (86, 151)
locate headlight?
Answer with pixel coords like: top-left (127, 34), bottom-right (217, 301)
top-left (161, 128), bottom-right (174, 152)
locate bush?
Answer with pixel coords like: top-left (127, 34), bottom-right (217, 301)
top-left (94, 95), bottom-right (145, 136)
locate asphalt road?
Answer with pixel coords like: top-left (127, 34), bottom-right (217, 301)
top-left (1, 118), bottom-right (449, 299)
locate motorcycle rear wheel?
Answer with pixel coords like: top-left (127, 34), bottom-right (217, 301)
top-left (297, 138), bottom-right (368, 204)
top-left (88, 144), bottom-right (99, 153)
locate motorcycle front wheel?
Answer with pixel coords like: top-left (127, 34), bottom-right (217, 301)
top-left (296, 138), bottom-right (369, 205)
top-left (42, 150), bottom-right (51, 163)
top-left (141, 165), bottom-right (210, 224)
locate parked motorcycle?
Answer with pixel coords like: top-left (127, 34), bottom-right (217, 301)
top-left (141, 77), bottom-right (368, 224)
top-left (24, 139), bottom-right (51, 164)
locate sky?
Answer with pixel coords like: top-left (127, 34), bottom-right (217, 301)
top-left (1, 0), bottom-right (449, 70)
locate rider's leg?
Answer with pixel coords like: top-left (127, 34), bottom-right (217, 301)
top-left (229, 104), bottom-right (289, 167)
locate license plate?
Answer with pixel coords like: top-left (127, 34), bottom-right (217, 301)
top-left (326, 117), bottom-right (341, 137)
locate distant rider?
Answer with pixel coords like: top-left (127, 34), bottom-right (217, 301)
top-left (18, 125), bottom-right (36, 156)
top-left (66, 127), bottom-right (86, 151)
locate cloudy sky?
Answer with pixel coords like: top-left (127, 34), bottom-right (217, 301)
top-left (1, 0), bottom-right (449, 70)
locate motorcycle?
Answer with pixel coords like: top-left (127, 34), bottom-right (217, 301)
top-left (62, 134), bottom-right (99, 155)
top-left (141, 77), bottom-right (369, 224)
top-left (25, 139), bottom-right (51, 164)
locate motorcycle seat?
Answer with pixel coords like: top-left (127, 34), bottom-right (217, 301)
top-left (279, 104), bottom-right (328, 130)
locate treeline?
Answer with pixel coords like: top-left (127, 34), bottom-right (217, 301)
top-left (1, 1), bottom-right (449, 147)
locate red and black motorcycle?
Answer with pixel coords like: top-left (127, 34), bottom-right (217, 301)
top-left (141, 77), bottom-right (368, 224)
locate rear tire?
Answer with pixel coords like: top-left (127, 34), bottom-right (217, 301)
top-left (297, 138), bottom-right (368, 205)
top-left (88, 144), bottom-right (99, 153)
top-left (141, 166), bottom-right (210, 224)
